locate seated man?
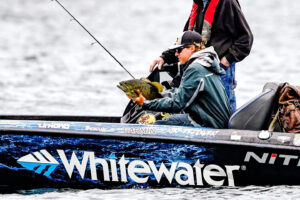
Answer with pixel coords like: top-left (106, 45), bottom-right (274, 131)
top-left (131, 31), bottom-right (231, 128)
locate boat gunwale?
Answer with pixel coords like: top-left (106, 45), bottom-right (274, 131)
top-left (1, 126), bottom-right (300, 151)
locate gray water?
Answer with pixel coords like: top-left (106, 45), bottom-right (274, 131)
top-left (1, 0), bottom-right (300, 199)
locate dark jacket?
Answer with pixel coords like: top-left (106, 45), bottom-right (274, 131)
top-left (162, 0), bottom-right (253, 64)
top-left (143, 47), bottom-right (231, 128)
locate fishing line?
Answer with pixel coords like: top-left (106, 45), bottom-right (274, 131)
top-left (52, 0), bottom-right (135, 79)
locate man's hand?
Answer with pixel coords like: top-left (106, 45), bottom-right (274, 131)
top-left (150, 57), bottom-right (164, 72)
top-left (127, 90), bottom-right (145, 106)
top-left (221, 57), bottom-right (230, 67)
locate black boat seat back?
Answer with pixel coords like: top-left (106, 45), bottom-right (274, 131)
top-left (228, 82), bottom-right (281, 130)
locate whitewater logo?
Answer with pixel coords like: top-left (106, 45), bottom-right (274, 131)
top-left (17, 150), bottom-right (59, 177)
top-left (18, 150), bottom-right (240, 186)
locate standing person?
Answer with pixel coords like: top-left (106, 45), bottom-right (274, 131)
top-left (150, 0), bottom-right (253, 112)
top-left (130, 31), bottom-right (231, 128)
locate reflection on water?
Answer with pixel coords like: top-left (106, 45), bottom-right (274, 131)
top-left (1, 0), bottom-right (300, 198)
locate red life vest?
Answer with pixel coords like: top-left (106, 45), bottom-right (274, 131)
top-left (188, 0), bottom-right (220, 41)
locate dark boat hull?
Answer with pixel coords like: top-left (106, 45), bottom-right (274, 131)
top-left (0, 116), bottom-right (300, 192)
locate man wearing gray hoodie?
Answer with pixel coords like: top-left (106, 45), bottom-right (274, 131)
top-left (132, 31), bottom-right (230, 128)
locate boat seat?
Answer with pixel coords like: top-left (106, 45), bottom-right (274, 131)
top-left (228, 82), bottom-right (282, 130)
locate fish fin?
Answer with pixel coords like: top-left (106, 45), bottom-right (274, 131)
top-left (140, 77), bottom-right (151, 83)
top-left (140, 77), bottom-right (164, 92)
top-left (150, 82), bottom-right (164, 93)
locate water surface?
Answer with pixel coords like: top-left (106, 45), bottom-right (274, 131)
top-left (1, 0), bottom-right (300, 198)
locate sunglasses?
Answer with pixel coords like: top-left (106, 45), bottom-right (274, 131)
top-left (175, 45), bottom-right (191, 54)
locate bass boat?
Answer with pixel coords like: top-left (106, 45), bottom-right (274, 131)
top-left (0, 70), bottom-right (298, 192)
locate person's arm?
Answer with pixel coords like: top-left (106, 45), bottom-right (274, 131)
top-left (149, 49), bottom-right (178, 72)
top-left (143, 65), bottom-right (204, 113)
top-left (222, 0), bottom-right (254, 64)
top-left (160, 49), bottom-right (178, 64)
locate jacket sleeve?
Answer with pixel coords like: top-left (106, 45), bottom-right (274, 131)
top-left (223, 0), bottom-right (254, 63)
top-left (160, 49), bottom-right (178, 64)
top-left (142, 65), bottom-right (204, 113)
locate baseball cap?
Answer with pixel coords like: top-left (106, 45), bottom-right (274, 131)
top-left (169, 31), bottom-right (202, 50)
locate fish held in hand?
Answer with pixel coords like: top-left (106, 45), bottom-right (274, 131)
top-left (117, 78), bottom-right (164, 100)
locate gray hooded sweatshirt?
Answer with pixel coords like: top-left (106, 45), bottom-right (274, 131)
top-left (143, 47), bottom-right (231, 128)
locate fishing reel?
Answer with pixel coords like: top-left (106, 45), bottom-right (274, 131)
top-left (120, 103), bottom-right (170, 125)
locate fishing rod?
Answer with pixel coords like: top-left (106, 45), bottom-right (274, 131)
top-left (52, 0), bottom-right (135, 79)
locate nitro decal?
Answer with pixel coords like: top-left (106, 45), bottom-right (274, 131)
top-left (244, 151), bottom-right (300, 166)
top-left (17, 150), bottom-right (241, 186)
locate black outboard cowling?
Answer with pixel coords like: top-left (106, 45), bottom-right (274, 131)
top-left (228, 82), bottom-right (282, 130)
